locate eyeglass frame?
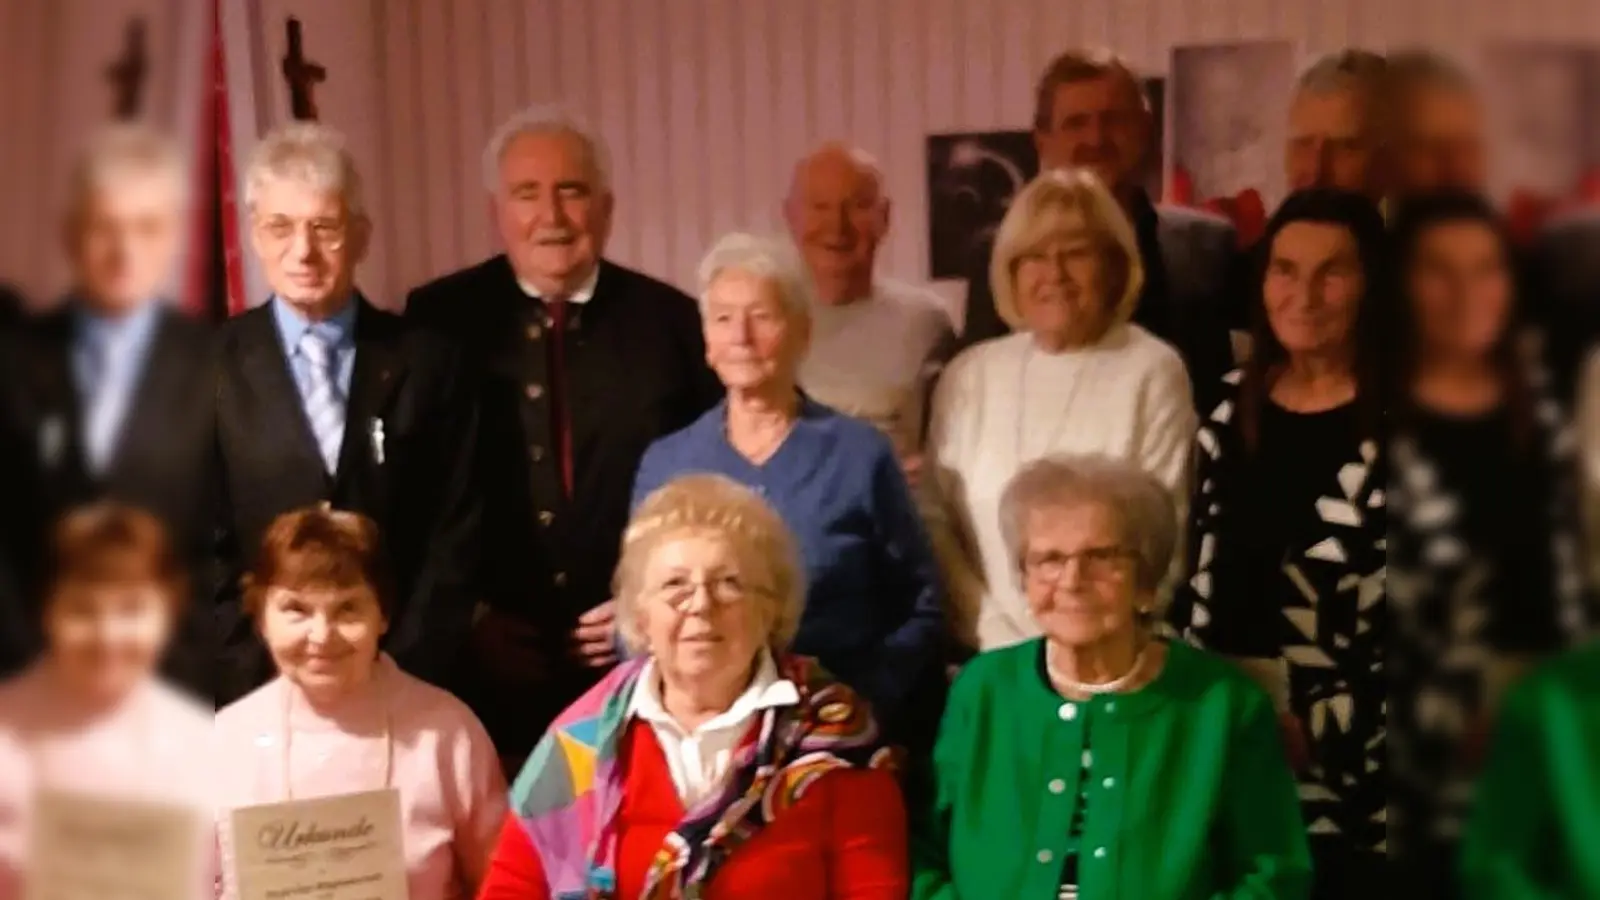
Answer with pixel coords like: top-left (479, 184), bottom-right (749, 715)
top-left (1019, 544), bottom-right (1135, 583)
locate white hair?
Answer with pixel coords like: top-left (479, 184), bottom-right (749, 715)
top-left (1295, 48), bottom-right (1389, 97)
top-left (998, 454), bottom-right (1178, 604)
top-left (243, 121), bottom-right (365, 218)
top-left (67, 122), bottom-right (189, 218)
top-left (696, 232), bottom-right (814, 323)
top-left (481, 104), bottom-right (612, 194)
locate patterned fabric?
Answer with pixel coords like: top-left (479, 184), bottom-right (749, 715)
top-left (297, 328), bottom-right (345, 473)
top-left (510, 654), bottom-right (896, 900)
top-left (1171, 370), bottom-right (1387, 856)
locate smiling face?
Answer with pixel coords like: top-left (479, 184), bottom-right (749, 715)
top-left (1262, 220), bottom-right (1365, 360)
top-left (44, 580), bottom-right (174, 707)
top-left (784, 148), bottom-right (888, 302)
top-left (1011, 221), bottom-right (1119, 349)
top-left (702, 269), bottom-right (809, 392)
top-left (492, 130), bottom-right (613, 295)
top-left (635, 529), bottom-right (765, 686)
top-left (250, 177), bottom-right (366, 317)
top-left (258, 582), bottom-right (387, 701)
top-left (1406, 219), bottom-right (1513, 362)
top-left (1021, 501), bottom-right (1144, 649)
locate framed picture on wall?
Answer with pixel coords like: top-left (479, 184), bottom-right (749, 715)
top-left (924, 78), bottom-right (1166, 281)
top-left (1167, 41), bottom-right (1295, 247)
top-left (1481, 41), bottom-right (1600, 241)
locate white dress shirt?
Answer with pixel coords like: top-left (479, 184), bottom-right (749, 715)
top-left (626, 651), bottom-right (799, 809)
top-left (516, 264), bottom-right (600, 304)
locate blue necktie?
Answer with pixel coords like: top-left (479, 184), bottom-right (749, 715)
top-left (298, 329), bottom-right (345, 473)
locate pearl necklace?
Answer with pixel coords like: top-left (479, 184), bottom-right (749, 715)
top-left (1046, 641), bottom-right (1150, 696)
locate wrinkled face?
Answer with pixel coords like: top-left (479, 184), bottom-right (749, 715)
top-left (1393, 86), bottom-right (1488, 194)
top-left (784, 154), bottom-right (887, 294)
top-left (636, 530), bottom-right (765, 685)
top-left (44, 581), bottom-right (173, 705)
top-left (492, 131), bottom-right (613, 293)
top-left (251, 178), bottom-right (366, 314)
top-left (259, 583), bottom-right (386, 700)
top-left (702, 269), bottom-right (808, 391)
top-left (1022, 502), bottom-right (1144, 648)
top-left (1034, 76), bottom-right (1151, 191)
top-left (1285, 88), bottom-right (1384, 198)
top-left (1407, 220), bottom-right (1512, 361)
top-left (68, 173), bottom-right (184, 315)
top-left (1262, 221), bottom-right (1364, 359)
top-left (1012, 223), bottom-right (1118, 347)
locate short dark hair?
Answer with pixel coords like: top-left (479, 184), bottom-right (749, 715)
top-left (1032, 48), bottom-right (1147, 131)
top-left (47, 503), bottom-right (187, 613)
top-left (242, 506), bottom-right (393, 619)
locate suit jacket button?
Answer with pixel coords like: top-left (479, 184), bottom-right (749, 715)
top-left (525, 383), bottom-right (544, 400)
top-left (538, 510), bottom-right (555, 527)
top-left (529, 445), bottom-right (545, 462)
top-left (525, 324), bottom-right (542, 340)
top-left (553, 571), bottom-right (567, 587)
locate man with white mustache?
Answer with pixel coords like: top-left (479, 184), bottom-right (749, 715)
top-left (406, 105), bottom-right (721, 770)
top-left (783, 142), bottom-right (956, 480)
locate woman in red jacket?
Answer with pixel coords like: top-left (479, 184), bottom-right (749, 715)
top-left (476, 473), bottom-right (908, 900)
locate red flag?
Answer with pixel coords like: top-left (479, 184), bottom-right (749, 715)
top-left (213, 0), bottom-right (246, 316)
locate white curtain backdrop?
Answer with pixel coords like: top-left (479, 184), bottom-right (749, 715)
top-left (222, 0), bottom-right (1600, 314)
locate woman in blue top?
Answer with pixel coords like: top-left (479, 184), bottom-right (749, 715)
top-left (629, 232), bottom-right (947, 750)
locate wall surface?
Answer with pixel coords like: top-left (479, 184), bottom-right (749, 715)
top-left (0, 0), bottom-right (208, 306)
top-left (220, 0), bottom-right (1600, 312)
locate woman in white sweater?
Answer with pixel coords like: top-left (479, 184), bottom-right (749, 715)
top-left (927, 167), bottom-right (1196, 651)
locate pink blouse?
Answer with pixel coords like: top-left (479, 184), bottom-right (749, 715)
top-left (211, 654), bottom-right (506, 900)
top-left (0, 663), bottom-right (214, 900)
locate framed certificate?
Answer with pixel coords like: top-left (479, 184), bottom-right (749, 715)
top-left (27, 788), bottom-right (204, 900)
top-left (229, 788), bottom-right (408, 900)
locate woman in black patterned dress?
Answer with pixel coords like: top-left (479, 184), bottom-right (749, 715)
top-left (1387, 191), bottom-right (1593, 899)
top-left (1169, 190), bottom-right (1388, 899)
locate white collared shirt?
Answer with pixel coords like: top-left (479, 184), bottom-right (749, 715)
top-left (516, 263), bottom-right (600, 305)
top-left (626, 651), bottom-right (799, 809)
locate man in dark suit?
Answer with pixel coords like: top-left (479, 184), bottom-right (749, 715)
top-left (406, 106), bottom-right (721, 765)
top-left (212, 122), bottom-right (480, 706)
top-left (959, 49), bottom-right (1237, 413)
top-left (0, 124), bottom-right (215, 691)
top-left (0, 124), bottom-right (212, 685)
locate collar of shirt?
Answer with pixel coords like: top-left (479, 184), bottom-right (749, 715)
top-left (515, 263), bottom-right (600, 305)
top-left (271, 294), bottom-right (358, 355)
top-left (72, 299), bottom-right (161, 357)
top-left (626, 648), bottom-right (798, 736)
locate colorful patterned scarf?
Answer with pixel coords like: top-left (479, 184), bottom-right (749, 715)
top-left (509, 654), bottom-right (897, 899)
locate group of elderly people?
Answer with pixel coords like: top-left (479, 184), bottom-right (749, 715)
top-left (3, 98), bottom-right (1597, 900)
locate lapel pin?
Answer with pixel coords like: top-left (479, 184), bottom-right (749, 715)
top-left (369, 417), bottom-right (386, 465)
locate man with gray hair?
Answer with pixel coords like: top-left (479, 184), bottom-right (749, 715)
top-left (405, 105), bottom-right (720, 765)
top-left (1385, 49), bottom-right (1488, 196)
top-left (1285, 48), bottom-right (1391, 201)
top-left (211, 120), bottom-right (482, 705)
top-left (782, 141), bottom-right (955, 473)
top-left (0, 123), bottom-right (215, 692)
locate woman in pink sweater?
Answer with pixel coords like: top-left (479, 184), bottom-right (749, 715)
top-left (0, 504), bottom-right (214, 900)
top-left (212, 507), bottom-right (506, 900)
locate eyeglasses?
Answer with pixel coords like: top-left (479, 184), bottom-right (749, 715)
top-left (1022, 545), bottom-right (1132, 583)
top-left (650, 573), bottom-right (762, 610)
top-left (255, 215), bottom-right (348, 251)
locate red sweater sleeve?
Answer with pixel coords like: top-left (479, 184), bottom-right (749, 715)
top-left (475, 812), bottom-right (549, 900)
top-left (827, 768), bottom-right (910, 899)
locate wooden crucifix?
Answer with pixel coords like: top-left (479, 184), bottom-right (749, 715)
top-left (105, 17), bottom-right (148, 120)
top-left (281, 17), bottom-right (326, 121)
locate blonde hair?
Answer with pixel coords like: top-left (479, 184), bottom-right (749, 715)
top-left (614, 474), bottom-right (804, 656)
top-left (989, 167), bottom-right (1144, 331)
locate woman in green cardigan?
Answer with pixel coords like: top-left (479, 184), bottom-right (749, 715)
top-left (912, 454), bottom-right (1311, 899)
top-left (1460, 644), bottom-right (1600, 898)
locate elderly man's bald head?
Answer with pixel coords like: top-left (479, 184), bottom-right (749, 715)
top-left (784, 142), bottom-right (890, 305)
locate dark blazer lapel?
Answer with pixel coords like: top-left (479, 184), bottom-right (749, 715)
top-left (334, 298), bottom-right (408, 487)
top-left (231, 305), bottom-right (328, 485)
top-left (26, 313), bottom-right (88, 491)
